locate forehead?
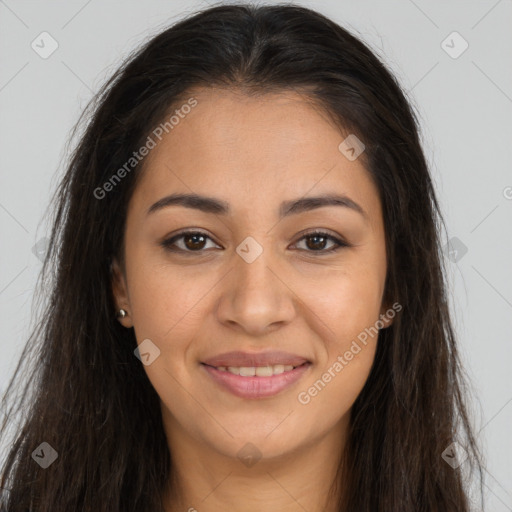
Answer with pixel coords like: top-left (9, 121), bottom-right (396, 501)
top-left (160, 87), bottom-right (346, 165)
top-left (131, 87), bottom-right (381, 224)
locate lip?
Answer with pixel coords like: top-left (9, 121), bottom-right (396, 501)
top-left (201, 362), bottom-right (311, 399)
top-left (201, 350), bottom-right (310, 368)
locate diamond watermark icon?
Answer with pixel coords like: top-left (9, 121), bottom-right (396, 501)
top-left (237, 442), bottom-right (262, 468)
top-left (236, 236), bottom-right (263, 264)
top-left (444, 236), bottom-right (468, 263)
top-left (442, 441), bottom-right (468, 469)
top-left (441, 31), bottom-right (469, 59)
top-left (31, 32), bottom-right (59, 59)
top-left (134, 338), bottom-right (161, 366)
top-left (338, 134), bottom-right (365, 161)
top-left (31, 442), bottom-right (58, 469)
top-left (32, 237), bottom-right (50, 262)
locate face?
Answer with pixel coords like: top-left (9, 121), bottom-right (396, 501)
top-left (111, 87), bottom-right (393, 463)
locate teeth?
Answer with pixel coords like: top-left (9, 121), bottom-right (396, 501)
top-left (239, 366), bottom-right (255, 377)
top-left (220, 364), bottom-right (297, 376)
top-left (256, 366), bottom-right (275, 377)
top-left (271, 365), bottom-right (285, 375)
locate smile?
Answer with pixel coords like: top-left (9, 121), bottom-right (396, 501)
top-left (201, 362), bottom-right (311, 399)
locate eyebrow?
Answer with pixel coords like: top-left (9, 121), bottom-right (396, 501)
top-left (147, 192), bottom-right (368, 221)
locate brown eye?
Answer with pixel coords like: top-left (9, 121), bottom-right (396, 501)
top-left (294, 231), bottom-right (348, 253)
top-left (161, 231), bottom-right (219, 253)
top-left (304, 234), bottom-right (330, 251)
top-left (182, 233), bottom-right (207, 250)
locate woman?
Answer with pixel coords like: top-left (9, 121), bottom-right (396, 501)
top-left (0, 3), bottom-right (484, 511)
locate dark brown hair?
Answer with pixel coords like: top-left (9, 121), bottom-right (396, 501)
top-left (0, 3), bottom-right (485, 511)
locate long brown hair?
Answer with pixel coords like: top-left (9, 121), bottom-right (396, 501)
top-left (0, 3), bottom-right (485, 510)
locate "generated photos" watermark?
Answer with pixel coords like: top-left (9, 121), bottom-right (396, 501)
top-left (297, 302), bottom-right (402, 405)
top-left (94, 97), bottom-right (198, 200)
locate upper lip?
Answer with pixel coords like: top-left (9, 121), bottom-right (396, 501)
top-left (202, 351), bottom-right (310, 368)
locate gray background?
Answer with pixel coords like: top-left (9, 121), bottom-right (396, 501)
top-left (1, 0), bottom-right (511, 509)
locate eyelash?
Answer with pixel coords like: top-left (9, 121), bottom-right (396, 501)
top-left (160, 229), bottom-right (349, 255)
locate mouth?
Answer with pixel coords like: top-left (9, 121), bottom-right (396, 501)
top-left (200, 361), bottom-right (311, 399)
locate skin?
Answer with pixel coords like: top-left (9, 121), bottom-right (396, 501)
top-left (111, 87), bottom-right (394, 511)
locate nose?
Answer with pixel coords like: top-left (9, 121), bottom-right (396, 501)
top-left (215, 247), bottom-right (297, 336)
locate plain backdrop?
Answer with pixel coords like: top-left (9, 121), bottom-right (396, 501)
top-left (1, 0), bottom-right (511, 509)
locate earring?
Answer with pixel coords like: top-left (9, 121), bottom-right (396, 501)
top-left (116, 309), bottom-right (128, 319)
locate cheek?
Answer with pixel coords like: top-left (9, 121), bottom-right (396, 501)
top-left (126, 248), bottom-right (216, 340)
top-left (296, 256), bottom-right (384, 404)
top-left (125, 259), bottom-right (214, 412)
top-left (296, 268), bottom-right (382, 414)
top-left (299, 258), bottom-right (385, 345)
top-left (307, 283), bottom-right (380, 396)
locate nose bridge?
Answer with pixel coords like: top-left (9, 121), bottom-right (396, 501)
top-left (216, 236), bottom-right (295, 334)
top-left (235, 242), bottom-right (277, 294)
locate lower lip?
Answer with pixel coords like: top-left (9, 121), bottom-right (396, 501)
top-left (201, 363), bottom-right (311, 399)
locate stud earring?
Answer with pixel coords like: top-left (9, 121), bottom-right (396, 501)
top-left (116, 309), bottom-right (128, 319)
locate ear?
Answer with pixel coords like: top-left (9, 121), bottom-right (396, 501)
top-left (378, 300), bottom-right (399, 330)
top-left (110, 257), bottom-right (133, 328)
